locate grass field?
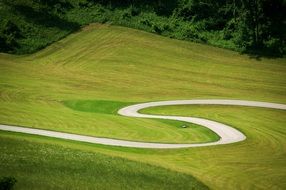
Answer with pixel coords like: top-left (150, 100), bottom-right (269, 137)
top-left (0, 131), bottom-right (208, 190)
top-left (0, 23), bottom-right (286, 189)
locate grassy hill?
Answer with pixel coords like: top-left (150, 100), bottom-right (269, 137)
top-left (0, 24), bottom-right (286, 189)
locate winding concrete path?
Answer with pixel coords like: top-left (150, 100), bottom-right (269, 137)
top-left (1, 99), bottom-right (286, 149)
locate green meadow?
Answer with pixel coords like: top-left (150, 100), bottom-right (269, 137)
top-left (0, 132), bottom-right (208, 190)
top-left (0, 24), bottom-right (286, 189)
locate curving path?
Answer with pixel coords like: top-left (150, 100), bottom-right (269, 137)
top-left (1, 99), bottom-right (286, 149)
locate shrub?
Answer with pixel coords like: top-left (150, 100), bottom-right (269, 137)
top-left (1, 0), bottom-right (284, 56)
top-left (0, 19), bottom-right (21, 52)
top-left (264, 37), bottom-right (285, 55)
top-left (0, 177), bottom-right (17, 190)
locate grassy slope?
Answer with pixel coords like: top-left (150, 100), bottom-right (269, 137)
top-left (141, 106), bottom-right (286, 189)
top-left (0, 23), bottom-right (230, 144)
top-left (0, 24), bottom-right (286, 189)
top-left (0, 132), bottom-right (208, 190)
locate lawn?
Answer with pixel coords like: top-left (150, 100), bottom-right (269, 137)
top-left (0, 131), bottom-right (208, 190)
top-left (0, 23), bottom-right (285, 189)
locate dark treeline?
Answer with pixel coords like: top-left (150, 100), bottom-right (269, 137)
top-left (0, 0), bottom-right (285, 56)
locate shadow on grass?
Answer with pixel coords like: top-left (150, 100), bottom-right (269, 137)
top-left (240, 46), bottom-right (285, 60)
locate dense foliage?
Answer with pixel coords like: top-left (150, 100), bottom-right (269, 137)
top-left (0, 0), bottom-right (285, 56)
top-left (0, 177), bottom-right (16, 190)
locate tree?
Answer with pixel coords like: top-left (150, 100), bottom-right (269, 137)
top-left (0, 19), bottom-right (21, 52)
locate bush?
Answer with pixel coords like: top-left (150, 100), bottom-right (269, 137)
top-left (0, 177), bottom-right (17, 190)
top-left (1, 0), bottom-right (284, 56)
top-left (139, 18), bottom-right (152, 27)
top-left (152, 23), bottom-right (163, 34)
top-left (264, 38), bottom-right (285, 55)
top-left (0, 19), bottom-right (21, 52)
